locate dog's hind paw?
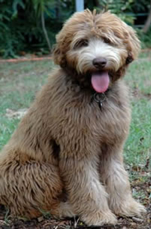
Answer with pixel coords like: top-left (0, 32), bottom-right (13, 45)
top-left (112, 198), bottom-right (146, 218)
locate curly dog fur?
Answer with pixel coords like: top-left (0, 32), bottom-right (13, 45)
top-left (0, 10), bottom-right (146, 226)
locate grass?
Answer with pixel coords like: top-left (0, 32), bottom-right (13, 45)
top-left (0, 60), bottom-right (53, 149)
top-left (0, 55), bottom-right (151, 170)
top-left (124, 56), bottom-right (151, 169)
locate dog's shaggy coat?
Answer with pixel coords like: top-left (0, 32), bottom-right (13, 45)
top-left (0, 10), bottom-right (146, 226)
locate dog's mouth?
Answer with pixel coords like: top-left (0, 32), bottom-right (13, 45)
top-left (91, 71), bottom-right (110, 93)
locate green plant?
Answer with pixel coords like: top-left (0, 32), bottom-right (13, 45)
top-left (86, 0), bottom-right (135, 25)
top-left (137, 28), bottom-right (151, 48)
top-left (0, 0), bottom-right (75, 58)
top-left (0, 0), bottom-right (151, 58)
top-left (0, 0), bottom-right (25, 57)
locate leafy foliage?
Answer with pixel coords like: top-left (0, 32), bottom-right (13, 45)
top-left (0, 0), bottom-right (75, 58)
top-left (0, 0), bottom-right (24, 57)
top-left (138, 28), bottom-right (151, 48)
top-left (0, 0), bottom-right (150, 58)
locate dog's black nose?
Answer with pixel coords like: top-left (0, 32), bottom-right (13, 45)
top-left (93, 58), bottom-right (107, 69)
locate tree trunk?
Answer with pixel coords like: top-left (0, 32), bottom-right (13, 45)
top-left (142, 1), bottom-right (151, 33)
top-left (41, 11), bottom-right (51, 53)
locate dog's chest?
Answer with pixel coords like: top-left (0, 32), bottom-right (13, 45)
top-left (88, 102), bottom-right (130, 145)
top-left (52, 94), bottom-right (130, 152)
top-left (49, 79), bottom-right (131, 155)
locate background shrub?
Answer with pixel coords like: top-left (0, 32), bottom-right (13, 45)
top-left (0, 0), bottom-right (150, 58)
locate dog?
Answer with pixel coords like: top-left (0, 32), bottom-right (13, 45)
top-left (0, 10), bottom-right (146, 226)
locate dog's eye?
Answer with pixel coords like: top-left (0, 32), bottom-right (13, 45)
top-left (103, 37), bottom-right (111, 44)
top-left (73, 39), bottom-right (88, 49)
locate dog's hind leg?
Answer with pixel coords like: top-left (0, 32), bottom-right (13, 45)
top-left (99, 145), bottom-right (146, 217)
top-left (0, 159), bottom-right (74, 218)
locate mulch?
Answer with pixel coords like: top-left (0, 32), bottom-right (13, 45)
top-left (0, 48), bottom-right (150, 64)
top-left (0, 176), bottom-right (150, 229)
top-left (0, 56), bottom-right (52, 63)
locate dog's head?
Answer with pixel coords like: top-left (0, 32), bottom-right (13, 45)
top-left (53, 10), bottom-right (140, 93)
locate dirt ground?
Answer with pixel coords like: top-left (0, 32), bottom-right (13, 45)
top-left (0, 204), bottom-right (150, 229)
top-left (0, 170), bottom-right (150, 229)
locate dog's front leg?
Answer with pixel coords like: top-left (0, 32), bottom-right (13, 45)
top-left (100, 145), bottom-right (146, 217)
top-left (59, 156), bottom-right (117, 226)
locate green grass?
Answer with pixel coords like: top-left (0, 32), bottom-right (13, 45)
top-left (124, 56), bottom-right (151, 169)
top-left (0, 56), bottom-right (151, 170)
top-left (0, 60), bottom-right (54, 149)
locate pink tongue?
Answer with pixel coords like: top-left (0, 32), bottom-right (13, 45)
top-left (91, 72), bottom-right (110, 93)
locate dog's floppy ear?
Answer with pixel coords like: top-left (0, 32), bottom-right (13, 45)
top-left (53, 23), bottom-right (75, 68)
top-left (126, 25), bottom-right (140, 62)
top-left (53, 43), bottom-right (67, 67)
top-left (53, 44), bottom-right (62, 65)
top-left (52, 28), bottom-right (69, 67)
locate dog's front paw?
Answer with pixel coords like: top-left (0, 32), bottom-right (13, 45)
top-left (81, 210), bottom-right (117, 226)
top-left (52, 202), bottom-right (75, 218)
top-left (113, 198), bottom-right (146, 217)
